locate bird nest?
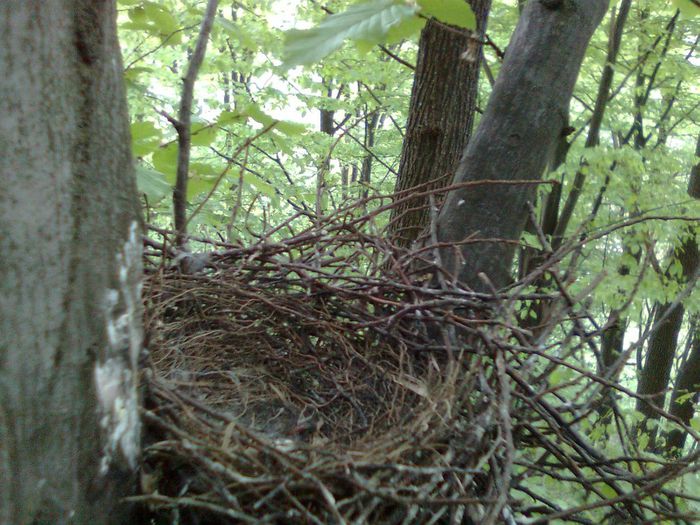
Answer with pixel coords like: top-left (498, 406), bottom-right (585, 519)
top-left (133, 200), bottom-right (699, 524)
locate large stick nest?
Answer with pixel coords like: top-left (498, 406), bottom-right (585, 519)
top-left (134, 200), bottom-right (700, 524)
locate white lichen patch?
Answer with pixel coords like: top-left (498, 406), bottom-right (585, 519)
top-left (95, 359), bottom-right (140, 474)
top-left (96, 221), bottom-right (143, 474)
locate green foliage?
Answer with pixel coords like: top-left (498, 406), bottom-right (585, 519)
top-left (122, 2), bottom-right (181, 44)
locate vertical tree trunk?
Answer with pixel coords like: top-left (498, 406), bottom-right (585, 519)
top-left (390, 0), bottom-right (491, 247)
top-left (436, 0), bottom-right (609, 291)
top-left (0, 2), bottom-right (142, 523)
top-left (667, 320), bottom-right (700, 452)
top-left (637, 135), bottom-right (700, 453)
top-left (635, 238), bottom-right (698, 451)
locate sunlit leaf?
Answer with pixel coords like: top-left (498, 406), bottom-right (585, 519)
top-left (144, 2), bottom-right (179, 34)
top-left (672, 0), bottom-right (700, 16)
top-left (386, 15), bottom-right (426, 43)
top-left (191, 121), bottom-right (218, 146)
top-left (245, 104), bottom-right (307, 136)
top-left (215, 17), bottom-right (259, 51)
top-left (125, 2), bottom-right (180, 44)
top-left (283, 0), bottom-right (419, 67)
top-left (598, 483), bottom-right (617, 500)
top-left (131, 121), bottom-right (162, 156)
top-left (417, 0), bottom-right (476, 30)
top-left (242, 172), bottom-right (277, 198)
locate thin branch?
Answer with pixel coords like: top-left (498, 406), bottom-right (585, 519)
top-left (172, 0), bottom-right (220, 247)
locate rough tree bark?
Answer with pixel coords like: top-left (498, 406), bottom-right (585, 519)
top-left (389, 0), bottom-right (491, 247)
top-left (436, 0), bottom-right (609, 291)
top-left (0, 2), bottom-right (142, 523)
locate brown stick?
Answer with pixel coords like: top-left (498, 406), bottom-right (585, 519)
top-left (172, 0), bottom-right (220, 247)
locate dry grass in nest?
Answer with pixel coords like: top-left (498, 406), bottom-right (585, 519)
top-left (131, 199), bottom-right (700, 524)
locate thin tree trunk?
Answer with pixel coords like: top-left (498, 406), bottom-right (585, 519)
top-left (0, 2), bottom-right (142, 523)
top-left (172, 0), bottom-right (219, 246)
top-left (390, 0), bottom-right (491, 247)
top-left (360, 110), bottom-right (381, 200)
top-left (436, 0), bottom-right (609, 291)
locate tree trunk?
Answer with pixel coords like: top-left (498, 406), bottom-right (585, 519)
top-left (436, 0), bottom-right (608, 291)
top-left (662, 132), bottom-right (700, 453)
top-left (390, 0), bottom-right (491, 247)
top-left (667, 319), bottom-right (700, 452)
top-left (0, 2), bottom-right (142, 523)
top-left (360, 110), bottom-right (381, 200)
top-left (636, 239), bottom-right (699, 450)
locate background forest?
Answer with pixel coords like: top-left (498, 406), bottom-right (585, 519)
top-left (114, 0), bottom-right (700, 522)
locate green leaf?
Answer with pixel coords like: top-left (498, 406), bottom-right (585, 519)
top-left (128, 6), bottom-right (148, 24)
top-left (597, 483), bottom-right (617, 500)
top-left (283, 0), bottom-right (420, 67)
top-left (672, 0), bottom-right (700, 16)
top-left (691, 417), bottom-right (700, 432)
top-left (244, 104), bottom-right (307, 136)
top-left (242, 172), bottom-right (277, 198)
top-left (548, 366), bottom-right (575, 387)
top-left (191, 121), bottom-right (218, 146)
top-left (191, 162), bottom-right (225, 177)
top-left (125, 2), bottom-right (180, 44)
top-left (124, 66), bottom-right (154, 84)
top-left (144, 2), bottom-right (179, 34)
top-left (216, 110), bottom-right (248, 128)
top-left (417, 0), bottom-right (476, 30)
top-left (131, 121), bottom-right (162, 156)
top-left (674, 391), bottom-right (696, 405)
top-left (136, 166), bottom-right (171, 202)
top-left (638, 432), bottom-right (649, 450)
top-left (386, 15), bottom-right (426, 43)
top-left (152, 143), bottom-right (179, 180)
top-left (188, 176), bottom-right (217, 199)
top-left (215, 18), bottom-right (259, 51)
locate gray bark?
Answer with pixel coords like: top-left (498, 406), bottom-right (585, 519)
top-left (0, 1), bottom-right (142, 523)
top-left (435, 0), bottom-right (608, 291)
